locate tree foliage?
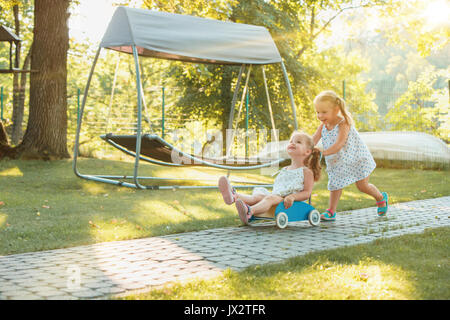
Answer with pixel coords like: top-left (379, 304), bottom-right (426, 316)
top-left (139, 0), bottom-right (391, 140)
top-left (2, 0), bottom-right (447, 160)
top-left (335, 1), bottom-right (448, 141)
top-left (377, 0), bottom-right (450, 57)
top-left (0, 0), bottom-right (20, 10)
top-left (386, 66), bottom-right (449, 140)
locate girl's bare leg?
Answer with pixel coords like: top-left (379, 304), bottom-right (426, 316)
top-left (235, 193), bottom-right (265, 206)
top-left (329, 189), bottom-right (343, 213)
top-left (250, 195), bottom-right (284, 215)
top-left (355, 177), bottom-right (383, 202)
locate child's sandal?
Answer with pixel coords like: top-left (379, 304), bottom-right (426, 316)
top-left (376, 192), bottom-right (389, 217)
top-left (320, 209), bottom-right (336, 221)
top-left (218, 176), bottom-right (236, 205)
top-left (235, 199), bottom-right (252, 225)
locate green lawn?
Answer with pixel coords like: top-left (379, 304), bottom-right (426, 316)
top-left (0, 158), bottom-right (448, 256)
top-left (121, 226), bottom-right (450, 300)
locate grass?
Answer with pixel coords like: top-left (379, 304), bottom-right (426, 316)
top-left (0, 157), bottom-right (448, 300)
top-left (0, 157), bottom-right (448, 256)
top-left (120, 227), bottom-right (450, 300)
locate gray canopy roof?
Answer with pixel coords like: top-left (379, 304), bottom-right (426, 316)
top-left (100, 7), bottom-right (282, 65)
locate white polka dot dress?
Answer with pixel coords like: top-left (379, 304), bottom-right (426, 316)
top-left (272, 167), bottom-right (306, 197)
top-left (322, 121), bottom-right (376, 191)
top-left (253, 167), bottom-right (306, 197)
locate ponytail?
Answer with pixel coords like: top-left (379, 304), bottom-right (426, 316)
top-left (335, 96), bottom-right (353, 126)
top-left (307, 147), bottom-right (322, 182)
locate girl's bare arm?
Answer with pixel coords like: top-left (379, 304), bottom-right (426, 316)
top-left (322, 123), bottom-right (350, 156)
top-left (312, 124), bottom-right (323, 146)
top-left (283, 169), bottom-right (314, 208)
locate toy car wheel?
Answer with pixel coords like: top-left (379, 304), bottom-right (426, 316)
top-left (308, 209), bottom-right (320, 226)
top-left (276, 212), bottom-right (288, 229)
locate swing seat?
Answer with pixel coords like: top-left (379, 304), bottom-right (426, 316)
top-left (100, 133), bottom-right (287, 169)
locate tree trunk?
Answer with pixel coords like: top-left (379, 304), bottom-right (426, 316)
top-left (0, 120), bottom-right (17, 158)
top-left (11, 4), bottom-right (22, 145)
top-left (11, 48), bottom-right (30, 145)
top-left (11, 72), bottom-right (22, 145)
top-left (10, 5), bottom-right (32, 146)
top-left (16, 0), bottom-right (70, 159)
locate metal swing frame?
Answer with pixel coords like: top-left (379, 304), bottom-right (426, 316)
top-left (73, 45), bottom-right (298, 190)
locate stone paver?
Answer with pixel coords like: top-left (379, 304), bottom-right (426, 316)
top-left (0, 196), bottom-right (449, 300)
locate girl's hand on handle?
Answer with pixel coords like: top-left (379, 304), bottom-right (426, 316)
top-left (327, 153), bottom-right (340, 166)
top-left (284, 194), bottom-right (295, 209)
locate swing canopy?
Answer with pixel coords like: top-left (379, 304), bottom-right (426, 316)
top-left (100, 7), bottom-right (282, 65)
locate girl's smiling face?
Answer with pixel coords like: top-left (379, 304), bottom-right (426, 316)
top-left (315, 100), bottom-right (339, 126)
top-left (287, 132), bottom-right (311, 157)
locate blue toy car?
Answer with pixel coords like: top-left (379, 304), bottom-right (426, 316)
top-left (248, 201), bottom-right (321, 228)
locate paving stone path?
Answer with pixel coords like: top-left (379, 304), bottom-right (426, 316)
top-left (0, 196), bottom-right (449, 300)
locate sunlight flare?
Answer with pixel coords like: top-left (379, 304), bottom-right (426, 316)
top-left (0, 166), bottom-right (23, 177)
top-left (421, 0), bottom-right (450, 28)
top-left (0, 214), bottom-right (7, 228)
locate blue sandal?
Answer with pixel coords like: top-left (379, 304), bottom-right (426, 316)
top-left (320, 209), bottom-right (336, 221)
top-left (377, 192), bottom-right (389, 216)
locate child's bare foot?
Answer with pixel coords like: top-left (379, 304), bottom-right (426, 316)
top-left (218, 176), bottom-right (236, 205)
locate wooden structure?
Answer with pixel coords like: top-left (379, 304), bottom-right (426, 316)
top-left (0, 25), bottom-right (35, 73)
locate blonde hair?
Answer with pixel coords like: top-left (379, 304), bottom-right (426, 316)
top-left (313, 90), bottom-right (353, 126)
top-left (291, 131), bottom-right (322, 182)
